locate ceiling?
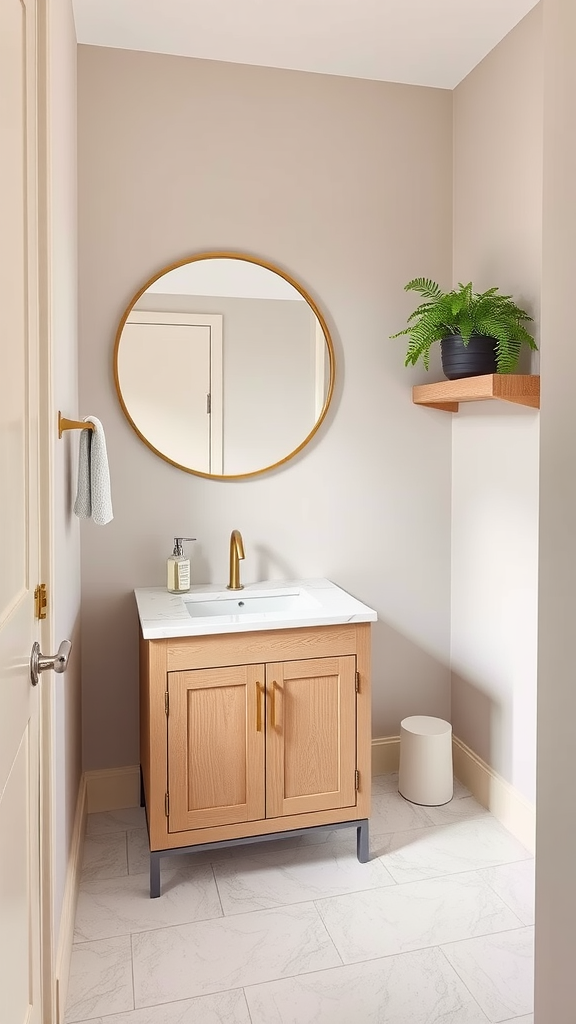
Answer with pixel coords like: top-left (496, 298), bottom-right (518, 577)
top-left (72, 0), bottom-right (539, 90)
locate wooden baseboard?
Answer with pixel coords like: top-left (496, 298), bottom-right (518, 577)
top-left (55, 775), bottom-right (86, 1024)
top-left (452, 736), bottom-right (535, 853)
top-left (85, 765), bottom-right (141, 813)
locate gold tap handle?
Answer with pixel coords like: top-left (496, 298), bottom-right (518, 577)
top-left (256, 682), bottom-right (262, 732)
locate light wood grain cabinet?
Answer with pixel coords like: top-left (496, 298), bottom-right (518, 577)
top-left (265, 656), bottom-right (357, 818)
top-left (140, 622), bottom-right (371, 896)
top-left (167, 664), bottom-right (265, 833)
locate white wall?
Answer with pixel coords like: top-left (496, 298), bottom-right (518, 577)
top-left (534, 0), bottom-right (576, 1013)
top-left (77, 46), bottom-right (453, 771)
top-left (451, 6), bottom-right (542, 804)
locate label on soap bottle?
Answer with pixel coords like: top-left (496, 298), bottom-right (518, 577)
top-left (177, 559), bottom-right (190, 590)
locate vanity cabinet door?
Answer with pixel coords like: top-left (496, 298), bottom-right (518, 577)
top-left (167, 664), bottom-right (265, 832)
top-left (265, 656), bottom-right (357, 819)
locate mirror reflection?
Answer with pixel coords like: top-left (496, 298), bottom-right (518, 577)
top-left (114, 253), bottom-right (335, 479)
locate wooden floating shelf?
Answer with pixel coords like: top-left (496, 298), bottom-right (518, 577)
top-left (412, 374), bottom-right (540, 413)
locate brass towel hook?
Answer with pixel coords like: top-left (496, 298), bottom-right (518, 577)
top-left (58, 411), bottom-right (95, 439)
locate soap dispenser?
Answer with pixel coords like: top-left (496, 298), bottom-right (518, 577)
top-left (167, 537), bottom-right (196, 594)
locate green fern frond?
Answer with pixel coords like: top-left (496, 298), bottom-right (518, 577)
top-left (404, 278), bottom-right (443, 300)
top-left (458, 314), bottom-right (474, 341)
top-left (390, 279), bottom-right (537, 373)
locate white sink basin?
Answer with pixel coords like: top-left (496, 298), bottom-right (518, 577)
top-left (184, 590), bottom-right (311, 618)
top-left (134, 579), bottom-right (377, 639)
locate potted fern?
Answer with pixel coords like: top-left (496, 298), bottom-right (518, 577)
top-left (391, 279), bottom-right (537, 379)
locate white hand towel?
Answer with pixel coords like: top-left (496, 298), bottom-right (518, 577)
top-left (73, 416), bottom-right (114, 525)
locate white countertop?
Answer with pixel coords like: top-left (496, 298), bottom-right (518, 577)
top-left (135, 578), bottom-right (377, 640)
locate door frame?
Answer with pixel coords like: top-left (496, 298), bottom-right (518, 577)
top-left (36, 0), bottom-right (57, 1016)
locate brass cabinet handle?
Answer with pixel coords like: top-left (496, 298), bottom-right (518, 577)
top-left (256, 681), bottom-right (262, 731)
top-left (270, 681), bottom-right (277, 729)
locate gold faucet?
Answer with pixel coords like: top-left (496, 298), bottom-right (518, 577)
top-left (227, 529), bottom-right (245, 590)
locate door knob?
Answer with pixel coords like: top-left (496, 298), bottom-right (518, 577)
top-left (30, 639), bottom-right (72, 686)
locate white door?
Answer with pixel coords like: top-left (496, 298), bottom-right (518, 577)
top-left (120, 312), bottom-right (224, 474)
top-left (0, 1), bottom-right (42, 1022)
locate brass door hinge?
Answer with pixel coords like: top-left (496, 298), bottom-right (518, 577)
top-left (355, 670), bottom-right (360, 693)
top-left (355, 769), bottom-right (360, 791)
top-left (164, 691), bottom-right (169, 716)
top-left (34, 583), bottom-right (47, 620)
top-left (165, 792), bottom-right (169, 817)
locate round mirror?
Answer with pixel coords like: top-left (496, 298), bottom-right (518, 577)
top-left (113, 252), bottom-right (335, 479)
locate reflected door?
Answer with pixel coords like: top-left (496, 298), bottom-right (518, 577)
top-left (120, 312), bottom-right (223, 474)
top-left (0, 0), bottom-right (42, 1021)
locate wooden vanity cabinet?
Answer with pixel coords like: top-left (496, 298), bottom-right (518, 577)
top-left (139, 622), bottom-right (371, 868)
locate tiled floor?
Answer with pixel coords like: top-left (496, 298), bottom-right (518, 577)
top-left (65, 775), bottom-right (534, 1023)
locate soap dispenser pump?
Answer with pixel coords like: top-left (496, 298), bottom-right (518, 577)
top-left (167, 537), bottom-right (196, 594)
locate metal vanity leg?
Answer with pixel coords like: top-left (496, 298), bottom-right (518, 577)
top-left (139, 765), bottom-right (145, 808)
top-left (357, 819), bottom-right (370, 863)
top-left (150, 852), bottom-right (161, 899)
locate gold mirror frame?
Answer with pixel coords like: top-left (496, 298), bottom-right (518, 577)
top-left (113, 251), bottom-right (336, 480)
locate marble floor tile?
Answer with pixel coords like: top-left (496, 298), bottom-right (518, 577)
top-left (369, 790), bottom-right (435, 834)
top-left (128, 825), bottom-right (361, 880)
top-left (81, 832), bottom-right (128, 882)
top-left (479, 859), bottom-right (535, 926)
top-left (245, 945), bottom-right (490, 1024)
top-left (371, 772), bottom-right (400, 793)
top-left (131, 903), bottom-right (341, 1007)
top-left (372, 774), bottom-right (471, 800)
top-left (453, 777), bottom-right (473, 799)
top-left (74, 863), bottom-right (222, 941)
top-left (127, 829), bottom-right (214, 876)
top-left (86, 807), bottom-right (147, 836)
top-left (316, 870), bottom-right (522, 963)
top-left (65, 935), bottom-right (133, 1023)
top-left (420, 795), bottom-right (489, 826)
top-left (213, 842), bottom-right (395, 915)
top-left (442, 926), bottom-right (534, 1022)
top-left (126, 825), bottom-right (348, 877)
top-left (375, 816), bottom-right (531, 883)
top-left (72, 989), bottom-right (252, 1024)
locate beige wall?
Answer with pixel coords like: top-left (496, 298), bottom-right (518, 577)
top-left (451, 6), bottom-right (542, 804)
top-left (46, 0), bottom-right (82, 957)
top-left (77, 46), bottom-right (453, 771)
top-left (535, 0), bottom-right (576, 1013)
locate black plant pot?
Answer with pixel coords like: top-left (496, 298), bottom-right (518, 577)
top-left (440, 334), bottom-right (497, 380)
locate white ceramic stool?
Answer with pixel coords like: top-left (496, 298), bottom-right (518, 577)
top-left (398, 716), bottom-right (453, 805)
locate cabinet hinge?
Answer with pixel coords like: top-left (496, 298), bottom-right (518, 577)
top-left (165, 792), bottom-right (169, 817)
top-left (355, 769), bottom-right (360, 791)
top-left (34, 583), bottom-right (47, 620)
top-left (165, 691), bottom-right (169, 716)
top-left (355, 670), bottom-right (360, 693)
top-left (206, 393), bottom-right (211, 414)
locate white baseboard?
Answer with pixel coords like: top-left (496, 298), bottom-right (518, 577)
top-left (371, 736), bottom-right (400, 775)
top-left (55, 775), bottom-right (87, 1024)
top-left (85, 765), bottom-right (141, 813)
top-left (452, 737), bottom-right (535, 854)
top-left (371, 734), bottom-right (535, 854)
top-left (82, 749), bottom-right (534, 855)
